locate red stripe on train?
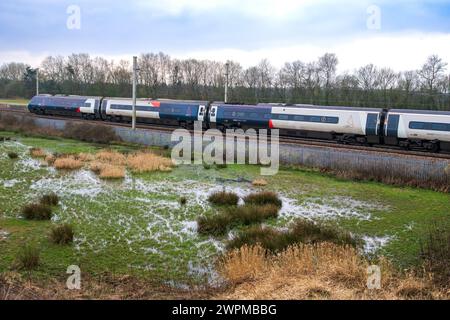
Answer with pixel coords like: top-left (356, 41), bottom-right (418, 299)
top-left (269, 119), bottom-right (274, 129)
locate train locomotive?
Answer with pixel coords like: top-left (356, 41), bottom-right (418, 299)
top-left (27, 94), bottom-right (450, 152)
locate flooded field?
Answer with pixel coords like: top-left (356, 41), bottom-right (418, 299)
top-left (1, 132), bottom-right (449, 284)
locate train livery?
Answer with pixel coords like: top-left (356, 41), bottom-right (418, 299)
top-left (27, 95), bottom-right (450, 152)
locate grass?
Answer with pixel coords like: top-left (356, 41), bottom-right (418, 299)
top-left (227, 220), bottom-right (361, 252)
top-left (420, 223), bottom-right (450, 288)
top-left (49, 224), bottom-right (74, 245)
top-left (30, 147), bottom-right (46, 158)
top-left (98, 164), bottom-right (126, 179)
top-left (207, 191), bottom-right (239, 206)
top-left (0, 98), bottom-right (29, 105)
top-left (243, 191), bottom-right (282, 208)
top-left (198, 204), bottom-right (280, 236)
top-left (53, 156), bottom-right (83, 170)
top-left (127, 152), bottom-right (174, 173)
top-left (95, 150), bottom-right (127, 165)
top-left (21, 203), bottom-right (52, 220)
top-left (217, 243), bottom-right (445, 300)
top-left (252, 179), bottom-right (268, 186)
top-left (15, 244), bottom-right (40, 270)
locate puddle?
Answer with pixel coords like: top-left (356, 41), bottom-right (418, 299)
top-left (362, 235), bottom-right (393, 254)
top-left (0, 229), bottom-right (10, 241)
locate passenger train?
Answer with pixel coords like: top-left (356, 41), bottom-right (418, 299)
top-left (27, 94), bottom-right (450, 152)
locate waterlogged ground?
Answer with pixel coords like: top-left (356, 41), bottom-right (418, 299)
top-left (0, 131), bottom-right (449, 285)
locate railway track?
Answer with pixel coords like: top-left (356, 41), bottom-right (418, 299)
top-left (1, 106), bottom-right (450, 161)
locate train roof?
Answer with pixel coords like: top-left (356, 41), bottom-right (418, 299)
top-left (32, 95), bottom-right (102, 99)
top-left (290, 104), bottom-right (384, 112)
top-left (389, 109), bottom-right (450, 116)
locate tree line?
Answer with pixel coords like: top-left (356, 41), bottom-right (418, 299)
top-left (0, 52), bottom-right (449, 110)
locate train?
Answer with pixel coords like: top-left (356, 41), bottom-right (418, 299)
top-left (27, 94), bottom-right (450, 152)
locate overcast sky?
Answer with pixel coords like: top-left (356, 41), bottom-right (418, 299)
top-left (1, 0), bottom-right (450, 72)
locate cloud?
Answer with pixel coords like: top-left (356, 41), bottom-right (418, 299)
top-left (2, 32), bottom-right (449, 73)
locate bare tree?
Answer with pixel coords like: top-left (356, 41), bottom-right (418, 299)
top-left (318, 53), bottom-right (338, 105)
top-left (377, 67), bottom-right (398, 106)
top-left (418, 54), bottom-right (448, 95)
top-left (0, 62), bottom-right (29, 81)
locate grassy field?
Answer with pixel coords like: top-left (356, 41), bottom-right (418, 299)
top-left (0, 130), bottom-right (449, 288)
top-left (0, 99), bottom-right (29, 106)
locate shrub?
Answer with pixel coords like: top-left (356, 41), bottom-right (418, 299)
top-left (227, 220), bottom-right (360, 252)
top-left (16, 244), bottom-right (40, 270)
top-left (215, 163), bottom-right (228, 169)
top-left (179, 197), bottom-right (187, 205)
top-left (198, 204), bottom-right (279, 236)
top-left (49, 224), bottom-right (74, 245)
top-left (53, 156), bottom-right (83, 170)
top-left (230, 204), bottom-right (279, 225)
top-left (21, 203), bottom-right (52, 220)
top-left (198, 214), bottom-right (233, 237)
top-left (39, 192), bottom-right (59, 206)
top-left (208, 191), bottom-right (239, 206)
top-left (7, 152), bottom-right (18, 159)
top-left (243, 191), bottom-right (282, 208)
top-left (127, 152), bottom-right (174, 173)
top-left (63, 122), bottom-right (119, 144)
top-left (203, 163), bottom-right (212, 170)
top-left (29, 147), bottom-right (46, 158)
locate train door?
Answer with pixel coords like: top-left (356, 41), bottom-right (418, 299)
top-left (209, 105), bottom-right (218, 128)
top-left (198, 105), bottom-right (206, 122)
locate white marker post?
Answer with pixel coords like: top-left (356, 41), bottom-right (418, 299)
top-left (132, 56), bottom-right (138, 130)
top-left (224, 61), bottom-right (229, 103)
top-left (36, 68), bottom-right (39, 96)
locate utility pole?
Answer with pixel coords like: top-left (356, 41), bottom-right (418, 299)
top-left (224, 61), bottom-right (230, 103)
top-left (132, 56), bottom-right (138, 130)
top-left (36, 68), bottom-right (39, 96)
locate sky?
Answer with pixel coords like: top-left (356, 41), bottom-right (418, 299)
top-left (1, 0), bottom-right (450, 72)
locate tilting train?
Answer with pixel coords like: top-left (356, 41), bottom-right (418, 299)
top-left (27, 94), bottom-right (450, 152)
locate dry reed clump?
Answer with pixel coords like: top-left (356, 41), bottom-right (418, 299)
top-left (95, 150), bottom-right (127, 165)
top-left (53, 156), bottom-right (83, 170)
top-left (127, 152), bottom-right (174, 173)
top-left (252, 179), bottom-right (268, 187)
top-left (76, 153), bottom-right (95, 162)
top-left (98, 164), bottom-right (126, 179)
top-left (44, 154), bottom-right (56, 165)
top-left (29, 148), bottom-right (46, 158)
top-left (217, 243), bottom-right (445, 300)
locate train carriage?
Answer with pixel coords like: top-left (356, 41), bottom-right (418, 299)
top-left (100, 98), bottom-right (207, 128)
top-left (209, 103), bottom-right (273, 130)
top-left (28, 95), bottom-right (102, 117)
top-left (384, 109), bottom-right (450, 152)
top-left (270, 104), bottom-right (384, 144)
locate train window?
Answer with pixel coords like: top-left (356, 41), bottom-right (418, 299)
top-left (278, 115), bottom-right (289, 120)
top-left (294, 115), bottom-right (305, 121)
top-left (431, 123), bottom-right (448, 131)
top-left (249, 113), bottom-right (259, 119)
top-left (310, 116), bottom-right (321, 122)
top-left (409, 121), bottom-right (450, 132)
top-left (237, 112), bottom-right (246, 118)
top-left (84, 103), bottom-right (91, 108)
top-left (264, 114), bottom-right (271, 119)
